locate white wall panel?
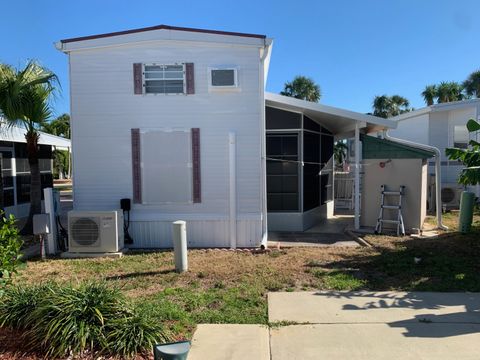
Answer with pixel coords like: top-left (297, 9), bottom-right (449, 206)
top-left (69, 39), bottom-right (264, 247)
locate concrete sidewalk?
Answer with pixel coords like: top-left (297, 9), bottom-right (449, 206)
top-left (186, 292), bottom-right (480, 359)
top-left (188, 324), bottom-right (270, 360)
top-left (269, 291), bottom-right (480, 360)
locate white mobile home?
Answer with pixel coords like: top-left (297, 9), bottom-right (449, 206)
top-left (390, 99), bottom-right (480, 205)
top-left (0, 123), bottom-right (71, 218)
top-left (57, 25), bottom-right (411, 248)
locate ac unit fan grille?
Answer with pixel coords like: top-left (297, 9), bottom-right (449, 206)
top-left (71, 218), bottom-right (100, 246)
top-left (441, 188), bottom-right (456, 203)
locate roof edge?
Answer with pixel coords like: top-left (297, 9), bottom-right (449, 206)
top-left (391, 98), bottom-right (480, 122)
top-left (60, 24), bottom-right (266, 44)
top-left (265, 92), bottom-right (396, 130)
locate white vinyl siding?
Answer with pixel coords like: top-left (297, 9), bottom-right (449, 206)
top-left (69, 39), bottom-right (264, 247)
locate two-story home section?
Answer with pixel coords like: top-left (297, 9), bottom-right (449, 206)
top-left (56, 25), bottom-right (273, 248)
top-left (390, 99), bottom-right (480, 206)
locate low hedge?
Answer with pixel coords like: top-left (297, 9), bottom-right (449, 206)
top-left (0, 281), bottom-right (171, 358)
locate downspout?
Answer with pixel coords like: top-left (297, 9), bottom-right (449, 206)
top-left (383, 130), bottom-right (448, 230)
top-left (259, 40), bottom-right (271, 249)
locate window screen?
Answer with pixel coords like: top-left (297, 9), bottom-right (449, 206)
top-left (141, 130), bottom-right (192, 204)
top-left (266, 133), bottom-right (300, 212)
top-left (303, 132), bottom-right (320, 211)
top-left (144, 64), bottom-right (185, 94)
top-left (320, 135), bottom-right (334, 204)
top-left (211, 69), bottom-right (236, 86)
top-left (266, 107), bottom-right (301, 130)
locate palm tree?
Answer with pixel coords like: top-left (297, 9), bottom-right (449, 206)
top-left (280, 76), bottom-right (321, 102)
top-left (0, 61), bottom-right (58, 234)
top-left (463, 70), bottom-right (480, 98)
top-left (436, 81), bottom-right (465, 103)
top-left (333, 141), bottom-right (348, 169)
top-left (42, 113), bottom-right (70, 138)
top-left (372, 95), bottom-right (412, 118)
top-left (421, 85), bottom-right (437, 106)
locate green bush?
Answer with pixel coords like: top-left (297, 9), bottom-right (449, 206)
top-left (0, 282), bottom-right (52, 328)
top-left (107, 309), bottom-right (171, 357)
top-left (0, 213), bottom-right (22, 294)
top-left (0, 282), bottom-right (171, 358)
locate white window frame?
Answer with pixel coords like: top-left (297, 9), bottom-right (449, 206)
top-left (208, 67), bottom-right (239, 90)
top-left (143, 63), bottom-right (186, 95)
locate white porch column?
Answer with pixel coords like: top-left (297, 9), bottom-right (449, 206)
top-left (354, 122), bottom-right (360, 230)
top-left (229, 132), bottom-right (237, 249)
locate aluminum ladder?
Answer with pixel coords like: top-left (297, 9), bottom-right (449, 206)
top-left (374, 185), bottom-right (405, 236)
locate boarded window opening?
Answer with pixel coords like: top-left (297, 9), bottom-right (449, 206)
top-left (140, 129), bottom-right (192, 204)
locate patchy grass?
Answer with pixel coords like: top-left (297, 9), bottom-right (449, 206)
top-left (313, 270), bottom-right (367, 290)
top-left (13, 210), bottom-right (480, 344)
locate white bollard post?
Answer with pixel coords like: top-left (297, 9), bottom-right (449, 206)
top-left (172, 221), bottom-right (188, 273)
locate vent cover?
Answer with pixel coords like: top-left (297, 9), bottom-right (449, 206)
top-left (71, 218), bottom-right (99, 246)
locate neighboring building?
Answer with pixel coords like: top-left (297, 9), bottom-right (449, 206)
top-left (389, 99), bottom-right (480, 204)
top-left (0, 123), bottom-right (71, 218)
top-left (56, 24), bottom-right (403, 248)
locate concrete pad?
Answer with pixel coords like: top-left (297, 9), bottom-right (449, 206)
top-left (188, 324), bottom-right (270, 360)
top-left (268, 232), bottom-right (358, 248)
top-left (268, 291), bottom-right (480, 324)
top-left (270, 324), bottom-right (480, 360)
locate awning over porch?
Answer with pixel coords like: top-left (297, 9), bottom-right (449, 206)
top-left (265, 92), bottom-right (397, 136)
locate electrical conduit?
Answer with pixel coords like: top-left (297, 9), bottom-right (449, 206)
top-left (383, 131), bottom-right (448, 230)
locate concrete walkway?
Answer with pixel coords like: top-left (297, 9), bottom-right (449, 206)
top-left (188, 324), bottom-right (270, 360)
top-left (269, 291), bottom-right (480, 360)
top-left (187, 291), bottom-right (480, 359)
top-left (267, 215), bottom-right (359, 248)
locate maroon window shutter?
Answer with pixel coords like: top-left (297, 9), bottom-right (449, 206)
top-left (131, 129), bottom-right (142, 203)
top-left (191, 128), bottom-right (201, 203)
top-left (185, 63), bottom-right (195, 94)
top-left (133, 63), bottom-right (143, 94)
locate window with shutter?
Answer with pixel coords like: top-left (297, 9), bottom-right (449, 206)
top-left (132, 129), bottom-right (201, 204)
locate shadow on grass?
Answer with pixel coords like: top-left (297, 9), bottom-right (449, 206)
top-left (308, 227), bottom-right (480, 292)
top-left (105, 269), bottom-right (175, 280)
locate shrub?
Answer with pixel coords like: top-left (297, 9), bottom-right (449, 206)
top-left (0, 213), bottom-right (22, 294)
top-left (107, 309), bottom-right (171, 358)
top-left (0, 281), bottom-right (172, 358)
top-left (28, 282), bottom-right (128, 357)
top-left (0, 282), bottom-right (52, 328)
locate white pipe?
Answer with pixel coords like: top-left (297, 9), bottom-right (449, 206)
top-left (229, 132), bottom-right (237, 249)
top-left (354, 122), bottom-right (360, 230)
top-left (383, 130), bottom-right (448, 230)
top-left (259, 40), bottom-right (271, 249)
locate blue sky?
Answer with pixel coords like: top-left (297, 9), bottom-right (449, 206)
top-left (2, 0), bottom-right (479, 117)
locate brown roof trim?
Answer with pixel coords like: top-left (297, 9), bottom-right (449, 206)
top-left (61, 24), bottom-right (266, 43)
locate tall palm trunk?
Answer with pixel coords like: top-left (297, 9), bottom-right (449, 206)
top-left (21, 131), bottom-right (42, 234)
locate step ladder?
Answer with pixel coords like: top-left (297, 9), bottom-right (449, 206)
top-left (374, 185), bottom-right (406, 236)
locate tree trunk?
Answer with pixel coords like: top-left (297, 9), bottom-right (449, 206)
top-left (21, 132), bottom-right (42, 235)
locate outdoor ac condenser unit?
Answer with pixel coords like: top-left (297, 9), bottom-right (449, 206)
top-left (441, 183), bottom-right (464, 209)
top-left (68, 210), bottom-right (124, 253)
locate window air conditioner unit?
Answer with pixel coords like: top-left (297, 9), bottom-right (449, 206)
top-left (441, 183), bottom-right (464, 209)
top-left (68, 210), bottom-right (124, 253)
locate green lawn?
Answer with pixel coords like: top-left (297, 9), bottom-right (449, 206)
top-left (14, 211), bottom-right (480, 340)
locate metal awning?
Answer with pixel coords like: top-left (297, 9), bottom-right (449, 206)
top-left (265, 92), bottom-right (396, 136)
